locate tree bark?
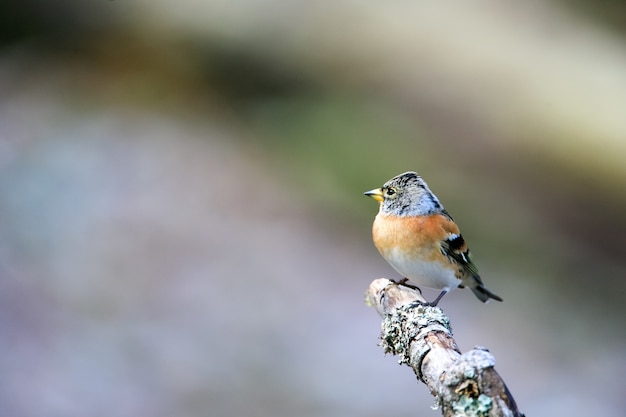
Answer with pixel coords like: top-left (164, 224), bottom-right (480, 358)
top-left (365, 278), bottom-right (524, 417)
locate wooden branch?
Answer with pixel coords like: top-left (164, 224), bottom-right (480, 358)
top-left (365, 278), bottom-right (524, 417)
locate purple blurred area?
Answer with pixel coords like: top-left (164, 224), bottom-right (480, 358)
top-left (0, 2), bottom-right (625, 416)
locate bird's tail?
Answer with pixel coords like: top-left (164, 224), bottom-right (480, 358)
top-left (470, 283), bottom-right (503, 303)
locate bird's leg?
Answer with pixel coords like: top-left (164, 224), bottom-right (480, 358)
top-left (425, 289), bottom-right (448, 307)
top-left (393, 278), bottom-right (422, 294)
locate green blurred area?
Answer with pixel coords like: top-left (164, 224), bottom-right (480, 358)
top-left (1, 1), bottom-right (626, 417)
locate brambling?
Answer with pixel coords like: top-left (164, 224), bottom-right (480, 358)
top-left (365, 171), bottom-right (502, 306)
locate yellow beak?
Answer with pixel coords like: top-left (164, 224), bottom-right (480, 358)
top-left (364, 188), bottom-right (384, 202)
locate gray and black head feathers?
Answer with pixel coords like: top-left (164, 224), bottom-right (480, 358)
top-left (379, 171), bottom-right (444, 216)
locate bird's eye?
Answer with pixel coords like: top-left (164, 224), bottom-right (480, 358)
top-left (385, 187), bottom-right (397, 197)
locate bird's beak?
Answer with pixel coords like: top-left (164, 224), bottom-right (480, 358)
top-left (364, 188), bottom-right (384, 202)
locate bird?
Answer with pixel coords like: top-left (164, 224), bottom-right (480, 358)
top-left (364, 171), bottom-right (502, 306)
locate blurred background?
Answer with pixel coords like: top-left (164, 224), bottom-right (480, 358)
top-left (1, 1), bottom-right (625, 416)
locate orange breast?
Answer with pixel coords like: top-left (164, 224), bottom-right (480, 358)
top-left (372, 213), bottom-right (458, 262)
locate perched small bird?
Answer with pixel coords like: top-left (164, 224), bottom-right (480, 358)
top-left (365, 171), bottom-right (502, 305)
